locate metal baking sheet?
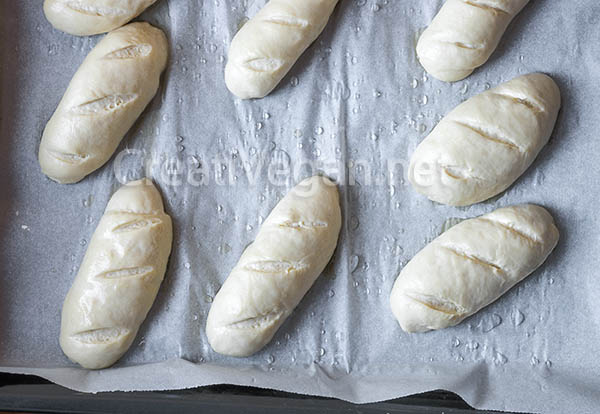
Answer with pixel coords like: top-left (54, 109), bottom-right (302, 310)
top-left (1, 1), bottom-right (599, 413)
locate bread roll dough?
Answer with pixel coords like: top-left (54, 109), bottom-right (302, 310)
top-left (43, 0), bottom-right (159, 36)
top-left (390, 204), bottom-right (559, 333)
top-left (417, 0), bottom-right (529, 82)
top-left (409, 73), bottom-right (561, 206)
top-left (225, 0), bottom-right (339, 99)
top-left (206, 176), bottom-right (342, 357)
top-left (39, 22), bottom-right (168, 184)
top-left (60, 178), bottom-right (173, 369)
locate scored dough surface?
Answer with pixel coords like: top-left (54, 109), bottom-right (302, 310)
top-left (206, 176), bottom-right (342, 357)
top-left (409, 73), bottom-right (561, 206)
top-left (60, 178), bottom-right (173, 369)
top-left (390, 204), bottom-right (559, 333)
top-left (43, 0), bottom-right (159, 36)
top-left (39, 22), bottom-right (168, 184)
top-left (416, 0), bottom-right (530, 82)
top-left (225, 0), bottom-right (339, 99)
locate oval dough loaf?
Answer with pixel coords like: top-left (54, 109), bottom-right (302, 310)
top-left (416, 0), bottom-right (529, 82)
top-left (43, 0), bottom-right (159, 36)
top-left (60, 178), bottom-right (173, 369)
top-left (225, 0), bottom-right (339, 99)
top-left (206, 176), bottom-right (342, 357)
top-left (409, 73), bottom-right (561, 206)
top-left (390, 204), bottom-right (559, 333)
top-left (39, 22), bottom-right (168, 184)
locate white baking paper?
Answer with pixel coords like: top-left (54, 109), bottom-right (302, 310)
top-left (1, 1), bottom-right (599, 413)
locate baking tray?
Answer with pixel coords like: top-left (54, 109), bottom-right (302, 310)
top-left (0, 373), bottom-right (508, 413)
top-left (2, 0), bottom-right (599, 413)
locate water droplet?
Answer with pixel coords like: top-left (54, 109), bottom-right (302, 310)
top-left (353, 281), bottom-right (359, 288)
top-left (545, 360), bottom-right (552, 368)
top-left (293, 129), bottom-right (303, 138)
top-left (493, 350), bottom-right (508, 365)
top-left (373, 90), bottom-right (382, 98)
top-left (512, 309), bottom-right (525, 326)
top-left (452, 337), bottom-right (461, 347)
top-left (176, 136), bottom-right (184, 143)
top-left (370, 132), bottom-right (379, 141)
top-left (315, 126), bottom-right (324, 135)
top-left (80, 239), bottom-right (87, 246)
top-left (218, 243), bottom-right (231, 254)
top-left (204, 295), bottom-right (213, 303)
top-left (290, 76), bottom-right (299, 87)
top-left (263, 112), bottom-right (270, 119)
top-left (420, 95), bottom-right (428, 105)
top-left (530, 355), bottom-right (540, 365)
top-left (466, 341), bottom-right (479, 351)
top-left (192, 314), bottom-right (199, 321)
top-left (320, 329), bottom-right (326, 335)
top-left (411, 78), bottom-right (419, 89)
top-left (328, 289), bottom-right (335, 298)
top-left (460, 83), bottom-right (469, 95)
top-left (319, 348), bottom-right (326, 357)
top-left (350, 255), bottom-right (359, 272)
top-left (256, 122), bottom-right (263, 130)
top-left (479, 313), bottom-right (503, 332)
top-left (549, 277), bottom-right (554, 285)
top-left (184, 262), bottom-right (191, 269)
top-left (217, 204), bottom-right (223, 212)
top-left (266, 354), bottom-right (275, 364)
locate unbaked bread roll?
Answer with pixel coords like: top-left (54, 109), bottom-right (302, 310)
top-left (225, 0), bottom-right (339, 99)
top-left (39, 22), bottom-right (167, 184)
top-left (409, 73), bottom-right (560, 206)
top-left (43, 0), bottom-right (159, 36)
top-left (417, 0), bottom-right (529, 82)
top-left (206, 176), bottom-right (341, 357)
top-left (60, 178), bottom-right (172, 369)
top-left (390, 204), bottom-right (559, 333)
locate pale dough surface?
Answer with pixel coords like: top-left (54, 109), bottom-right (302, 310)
top-left (390, 204), bottom-right (559, 333)
top-left (206, 176), bottom-right (342, 357)
top-left (409, 73), bottom-right (561, 206)
top-left (60, 178), bottom-right (173, 369)
top-left (225, 0), bottom-right (339, 99)
top-left (39, 22), bottom-right (167, 184)
top-left (44, 0), bottom-right (158, 36)
top-left (416, 0), bottom-right (529, 82)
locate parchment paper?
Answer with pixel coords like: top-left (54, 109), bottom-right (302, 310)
top-left (1, 1), bottom-right (599, 413)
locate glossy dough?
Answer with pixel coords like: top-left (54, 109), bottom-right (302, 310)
top-left (390, 204), bottom-right (559, 333)
top-left (60, 179), bottom-right (173, 369)
top-left (39, 22), bottom-right (168, 184)
top-left (206, 176), bottom-right (342, 357)
top-left (225, 0), bottom-right (339, 99)
top-left (409, 73), bottom-right (561, 206)
top-left (417, 0), bottom-right (529, 82)
top-left (43, 0), bottom-right (159, 36)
